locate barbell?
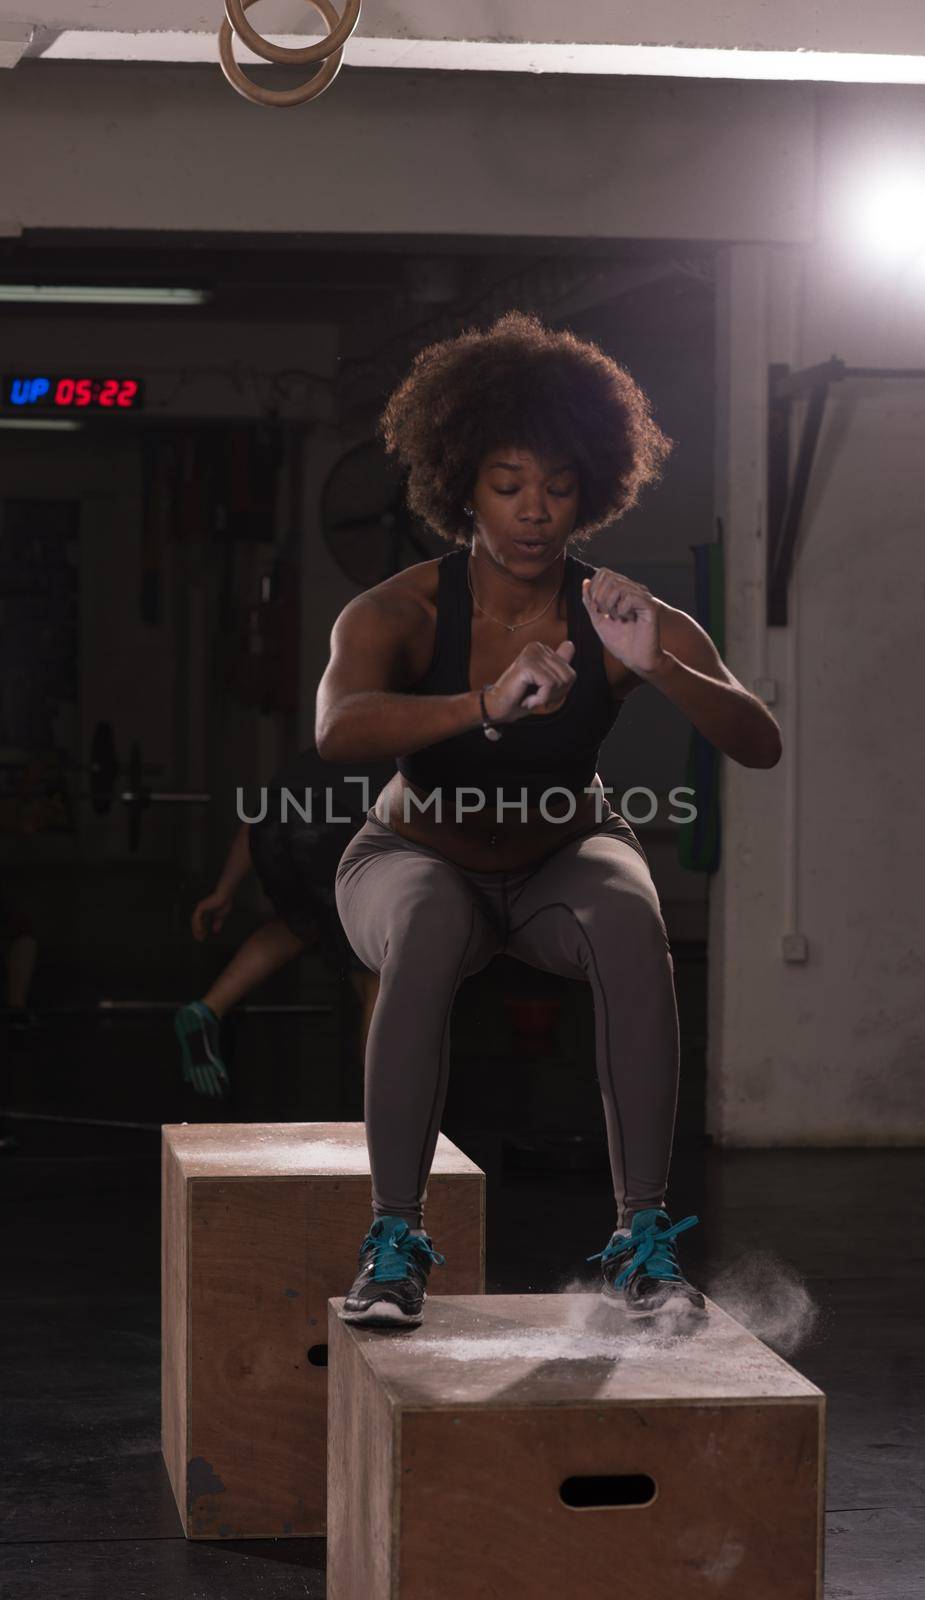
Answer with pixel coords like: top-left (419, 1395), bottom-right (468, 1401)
top-left (90, 721), bottom-right (210, 850)
top-left (1, 724), bottom-right (211, 852)
top-left (14, 721), bottom-right (363, 854)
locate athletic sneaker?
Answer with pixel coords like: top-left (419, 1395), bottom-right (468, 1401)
top-left (340, 1216), bottom-right (446, 1328)
top-left (587, 1207), bottom-right (706, 1318)
top-left (173, 1001), bottom-right (230, 1099)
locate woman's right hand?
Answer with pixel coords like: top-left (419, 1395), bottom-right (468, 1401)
top-left (483, 639), bottom-right (577, 724)
top-left (191, 890), bottom-right (234, 942)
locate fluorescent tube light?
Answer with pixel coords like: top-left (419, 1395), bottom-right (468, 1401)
top-left (0, 418), bottom-right (84, 431)
top-left (0, 286), bottom-right (209, 306)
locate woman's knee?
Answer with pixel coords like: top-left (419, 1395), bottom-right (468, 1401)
top-left (339, 855), bottom-right (485, 971)
top-left (381, 869), bottom-right (479, 961)
top-left (583, 876), bottom-right (670, 960)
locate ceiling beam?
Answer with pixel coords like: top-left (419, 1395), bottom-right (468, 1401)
top-left (14, 0), bottom-right (925, 81)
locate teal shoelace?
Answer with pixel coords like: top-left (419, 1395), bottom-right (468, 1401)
top-left (361, 1219), bottom-right (447, 1283)
top-left (587, 1213), bottom-right (699, 1289)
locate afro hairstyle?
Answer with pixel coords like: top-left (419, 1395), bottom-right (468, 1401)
top-left (376, 308), bottom-right (674, 547)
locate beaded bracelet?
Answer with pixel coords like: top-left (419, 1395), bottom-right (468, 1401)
top-left (479, 683), bottom-right (503, 741)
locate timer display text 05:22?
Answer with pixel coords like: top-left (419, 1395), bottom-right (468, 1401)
top-left (4, 375), bottom-right (145, 410)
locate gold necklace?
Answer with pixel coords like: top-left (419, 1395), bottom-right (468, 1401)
top-left (467, 554), bottom-right (564, 634)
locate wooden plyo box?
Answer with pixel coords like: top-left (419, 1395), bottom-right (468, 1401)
top-left (327, 1292), bottom-right (825, 1600)
top-left (161, 1121), bottom-right (484, 1540)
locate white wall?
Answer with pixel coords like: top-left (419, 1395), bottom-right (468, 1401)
top-left (710, 88), bottom-right (925, 1145)
top-left (2, 64), bottom-right (815, 243)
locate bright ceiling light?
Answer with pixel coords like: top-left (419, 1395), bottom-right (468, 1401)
top-left (0, 285), bottom-right (209, 305)
top-left (0, 418), bottom-right (84, 431)
top-left (855, 172), bottom-right (925, 262)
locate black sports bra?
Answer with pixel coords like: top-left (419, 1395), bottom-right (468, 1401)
top-left (395, 546), bottom-right (623, 806)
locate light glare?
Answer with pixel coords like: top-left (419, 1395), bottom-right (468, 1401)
top-left (857, 173), bottom-right (925, 262)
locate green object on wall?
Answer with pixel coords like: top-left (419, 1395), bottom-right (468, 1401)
top-left (678, 536), bottom-right (724, 874)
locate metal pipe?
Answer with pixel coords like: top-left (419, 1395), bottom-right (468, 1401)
top-left (2, 1001), bottom-right (332, 1019)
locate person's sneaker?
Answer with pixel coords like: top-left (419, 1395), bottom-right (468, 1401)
top-left (340, 1216), bottom-right (446, 1328)
top-left (587, 1207), bottom-right (706, 1319)
top-left (173, 1001), bottom-right (230, 1099)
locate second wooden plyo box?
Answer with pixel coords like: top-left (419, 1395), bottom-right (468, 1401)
top-left (161, 1121), bottom-right (485, 1539)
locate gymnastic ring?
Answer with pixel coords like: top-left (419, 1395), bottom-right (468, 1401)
top-left (223, 0), bottom-right (361, 67)
top-left (218, 0), bottom-right (345, 108)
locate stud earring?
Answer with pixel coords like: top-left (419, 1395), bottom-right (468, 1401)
top-left (463, 504), bottom-right (473, 517)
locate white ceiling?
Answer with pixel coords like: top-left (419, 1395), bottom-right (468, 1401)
top-left (6, 0), bottom-right (925, 80)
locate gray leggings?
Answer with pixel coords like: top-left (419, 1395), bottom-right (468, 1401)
top-left (334, 806), bottom-right (680, 1231)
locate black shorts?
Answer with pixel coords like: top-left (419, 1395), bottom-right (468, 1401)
top-left (249, 811), bottom-right (371, 974)
top-left (246, 750), bottom-right (394, 976)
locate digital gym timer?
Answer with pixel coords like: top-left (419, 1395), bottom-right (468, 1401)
top-left (4, 375), bottom-right (145, 410)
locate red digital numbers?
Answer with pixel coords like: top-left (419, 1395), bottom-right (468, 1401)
top-left (52, 376), bottom-right (141, 408)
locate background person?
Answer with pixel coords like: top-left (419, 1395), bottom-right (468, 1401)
top-left (175, 750), bottom-right (391, 1099)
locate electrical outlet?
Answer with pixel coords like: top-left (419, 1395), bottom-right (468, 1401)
top-left (781, 933), bottom-right (808, 963)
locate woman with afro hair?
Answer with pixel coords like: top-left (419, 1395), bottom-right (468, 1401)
top-left (317, 310), bottom-right (781, 1329)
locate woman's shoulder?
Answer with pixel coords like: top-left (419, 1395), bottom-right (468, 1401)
top-left (361, 550), bottom-right (456, 625)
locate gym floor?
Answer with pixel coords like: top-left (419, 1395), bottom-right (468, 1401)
top-left (1, 1121), bottom-right (921, 1597)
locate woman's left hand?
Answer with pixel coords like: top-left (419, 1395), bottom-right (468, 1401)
top-left (581, 570), bottom-right (666, 675)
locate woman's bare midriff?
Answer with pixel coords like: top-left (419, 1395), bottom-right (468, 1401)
top-left (372, 771), bottom-right (613, 872)
top-left (367, 552), bottom-right (634, 872)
